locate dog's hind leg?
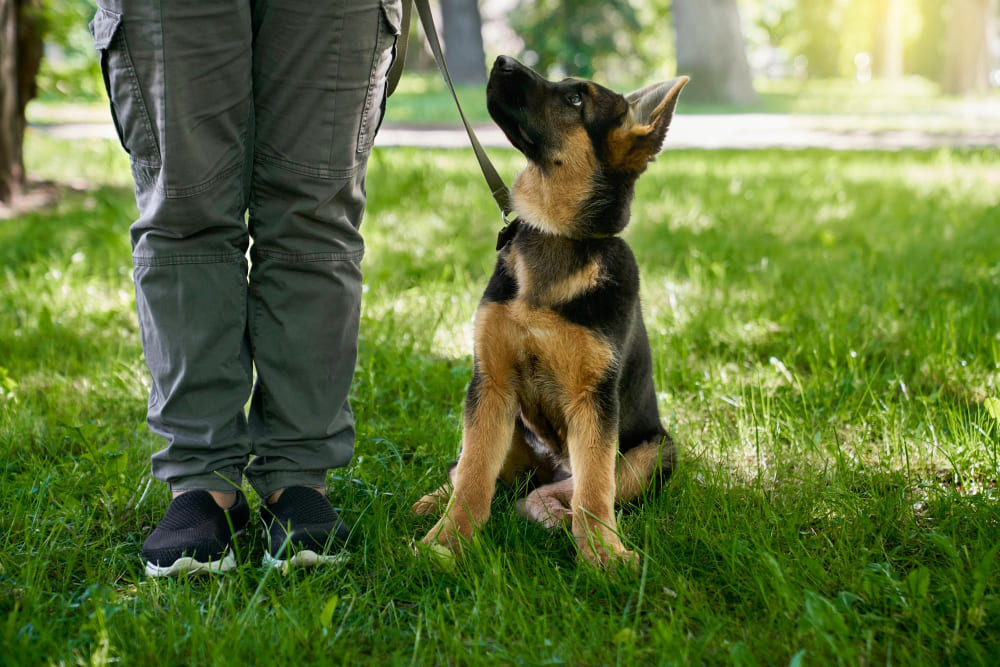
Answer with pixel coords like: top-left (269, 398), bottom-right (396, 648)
top-left (517, 477), bottom-right (574, 529)
top-left (518, 434), bottom-right (674, 530)
top-left (615, 433), bottom-right (675, 504)
top-left (510, 420), bottom-right (575, 529)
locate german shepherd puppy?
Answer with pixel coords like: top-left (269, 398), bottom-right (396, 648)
top-left (414, 56), bottom-right (689, 566)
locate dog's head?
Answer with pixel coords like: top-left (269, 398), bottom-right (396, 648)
top-left (487, 56), bottom-right (687, 238)
top-left (487, 55), bottom-right (688, 173)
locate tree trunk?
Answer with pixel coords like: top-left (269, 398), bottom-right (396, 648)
top-left (441, 0), bottom-right (487, 85)
top-left (673, 0), bottom-right (756, 105)
top-left (0, 0), bottom-right (43, 203)
top-left (874, 0), bottom-right (905, 79)
top-left (943, 0), bottom-right (997, 95)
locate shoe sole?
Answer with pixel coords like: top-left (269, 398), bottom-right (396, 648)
top-left (262, 549), bottom-right (349, 570)
top-left (144, 549), bottom-right (237, 577)
top-left (143, 529), bottom-right (244, 578)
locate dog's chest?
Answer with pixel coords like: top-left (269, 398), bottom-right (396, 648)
top-left (505, 300), bottom-right (613, 400)
top-left (475, 245), bottom-right (614, 409)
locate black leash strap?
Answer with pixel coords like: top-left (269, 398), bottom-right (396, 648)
top-left (386, 0), bottom-right (515, 240)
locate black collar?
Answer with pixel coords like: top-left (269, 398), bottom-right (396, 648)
top-left (497, 218), bottom-right (622, 251)
top-left (496, 218), bottom-right (521, 250)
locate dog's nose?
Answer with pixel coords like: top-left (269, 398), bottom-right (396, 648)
top-left (495, 55), bottom-right (517, 73)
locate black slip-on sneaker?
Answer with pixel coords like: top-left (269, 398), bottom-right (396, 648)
top-left (260, 486), bottom-right (351, 569)
top-left (141, 490), bottom-right (250, 577)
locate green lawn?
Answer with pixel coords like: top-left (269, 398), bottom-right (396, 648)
top-left (2, 132), bottom-right (999, 664)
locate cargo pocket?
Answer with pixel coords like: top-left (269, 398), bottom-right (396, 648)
top-left (356, 0), bottom-right (402, 154)
top-left (89, 7), bottom-right (161, 167)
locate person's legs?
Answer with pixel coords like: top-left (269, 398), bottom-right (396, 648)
top-left (94, 0), bottom-right (255, 489)
top-left (92, 0), bottom-right (255, 572)
top-left (243, 0), bottom-right (401, 499)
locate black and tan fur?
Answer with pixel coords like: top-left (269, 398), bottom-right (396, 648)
top-left (414, 56), bottom-right (689, 566)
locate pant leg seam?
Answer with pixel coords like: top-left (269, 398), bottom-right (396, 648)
top-left (133, 251), bottom-right (246, 266)
top-left (254, 248), bottom-right (364, 263)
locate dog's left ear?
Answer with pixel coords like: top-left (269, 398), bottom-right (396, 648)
top-left (624, 76), bottom-right (689, 161)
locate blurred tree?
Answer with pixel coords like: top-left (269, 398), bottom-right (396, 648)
top-left (0, 0), bottom-right (43, 203)
top-left (674, 0), bottom-right (756, 103)
top-left (942, 0), bottom-right (998, 94)
top-left (905, 0), bottom-right (947, 81)
top-left (442, 0), bottom-right (487, 84)
top-left (873, 0), bottom-right (904, 78)
top-left (509, 0), bottom-right (641, 78)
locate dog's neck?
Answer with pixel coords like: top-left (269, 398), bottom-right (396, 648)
top-left (511, 163), bottom-right (636, 240)
top-left (505, 219), bottom-right (620, 308)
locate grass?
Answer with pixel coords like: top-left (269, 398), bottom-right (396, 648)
top-left (2, 130), bottom-right (999, 664)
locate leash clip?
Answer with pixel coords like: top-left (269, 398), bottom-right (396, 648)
top-left (495, 213), bottom-right (519, 251)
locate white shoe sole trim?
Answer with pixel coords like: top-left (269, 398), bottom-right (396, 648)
top-left (144, 549), bottom-right (237, 577)
top-left (262, 549), bottom-right (348, 569)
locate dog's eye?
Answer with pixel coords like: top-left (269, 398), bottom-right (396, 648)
top-left (567, 92), bottom-right (583, 107)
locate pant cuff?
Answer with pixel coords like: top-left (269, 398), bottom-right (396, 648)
top-left (247, 469), bottom-right (328, 499)
top-left (167, 467), bottom-right (245, 494)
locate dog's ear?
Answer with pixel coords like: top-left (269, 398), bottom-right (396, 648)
top-left (623, 76), bottom-right (689, 161)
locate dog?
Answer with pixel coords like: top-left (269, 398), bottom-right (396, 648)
top-left (413, 55), bottom-right (688, 567)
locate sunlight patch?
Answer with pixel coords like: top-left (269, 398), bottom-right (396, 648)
top-left (364, 288), bottom-right (476, 360)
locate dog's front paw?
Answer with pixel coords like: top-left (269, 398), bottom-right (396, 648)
top-left (577, 536), bottom-right (639, 570)
top-left (411, 539), bottom-right (457, 571)
top-left (610, 547), bottom-right (640, 570)
top-left (420, 516), bottom-right (469, 555)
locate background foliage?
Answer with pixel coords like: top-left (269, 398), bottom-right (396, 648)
top-left (504, 0), bottom-right (983, 88)
top-left (35, 0), bottom-right (995, 101)
top-left (36, 0), bottom-right (102, 101)
top-left (509, 0), bottom-right (641, 78)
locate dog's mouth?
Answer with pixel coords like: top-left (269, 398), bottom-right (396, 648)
top-left (488, 99), bottom-right (540, 159)
top-left (517, 124), bottom-right (537, 148)
top-left (487, 57), bottom-right (545, 160)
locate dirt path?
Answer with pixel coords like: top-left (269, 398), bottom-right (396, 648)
top-left (33, 114), bottom-right (1000, 150)
top-left (376, 114), bottom-right (1000, 150)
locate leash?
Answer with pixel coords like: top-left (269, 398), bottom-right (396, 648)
top-left (386, 0), bottom-right (518, 249)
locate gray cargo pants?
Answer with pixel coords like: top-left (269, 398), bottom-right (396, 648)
top-left (90, 0), bottom-right (400, 497)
